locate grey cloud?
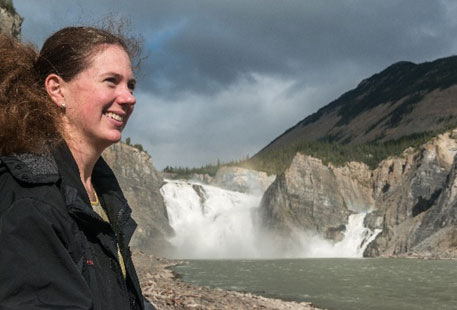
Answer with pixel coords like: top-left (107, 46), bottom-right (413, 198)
top-left (16, 0), bottom-right (457, 95)
top-left (127, 0), bottom-right (454, 97)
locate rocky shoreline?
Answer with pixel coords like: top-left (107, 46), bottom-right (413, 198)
top-left (132, 251), bottom-right (322, 310)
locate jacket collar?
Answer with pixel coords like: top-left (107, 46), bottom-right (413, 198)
top-left (0, 153), bottom-right (59, 184)
top-left (53, 143), bottom-right (137, 246)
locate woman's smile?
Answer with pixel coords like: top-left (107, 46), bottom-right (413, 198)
top-left (61, 44), bottom-right (136, 150)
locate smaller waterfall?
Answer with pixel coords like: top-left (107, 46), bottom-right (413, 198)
top-left (161, 179), bottom-right (381, 259)
top-left (292, 213), bottom-right (382, 258)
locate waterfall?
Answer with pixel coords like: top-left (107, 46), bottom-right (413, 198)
top-left (292, 213), bottom-right (382, 258)
top-left (161, 179), bottom-right (381, 259)
top-left (161, 180), bottom-right (262, 258)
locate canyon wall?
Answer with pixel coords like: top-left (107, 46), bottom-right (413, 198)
top-left (259, 129), bottom-right (457, 258)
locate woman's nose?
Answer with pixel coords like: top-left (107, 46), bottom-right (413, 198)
top-left (118, 87), bottom-right (136, 105)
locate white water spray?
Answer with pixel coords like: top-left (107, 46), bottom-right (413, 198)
top-left (291, 213), bottom-right (382, 258)
top-left (161, 179), bottom-right (381, 259)
top-left (161, 180), bottom-right (262, 258)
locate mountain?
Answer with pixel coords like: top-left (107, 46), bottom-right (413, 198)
top-left (255, 56), bottom-right (457, 161)
top-left (254, 55), bottom-right (457, 258)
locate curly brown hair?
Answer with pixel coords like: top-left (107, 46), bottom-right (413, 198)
top-left (0, 34), bottom-right (61, 155)
top-left (0, 26), bottom-right (140, 155)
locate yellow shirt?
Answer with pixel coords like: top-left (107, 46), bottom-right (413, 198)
top-left (91, 193), bottom-right (127, 279)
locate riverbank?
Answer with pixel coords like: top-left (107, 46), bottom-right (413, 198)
top-left (132, 251), bottom-right (322, 310)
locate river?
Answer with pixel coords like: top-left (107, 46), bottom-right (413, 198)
top-left (162, 179), bottom-right (455, 309)
top-left (172, 258), bottom-right (457, 310)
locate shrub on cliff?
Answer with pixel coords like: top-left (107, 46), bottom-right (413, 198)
top-left (0, 0), bottom-right (17, 15)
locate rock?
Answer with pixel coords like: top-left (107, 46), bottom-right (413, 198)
top-left (259, 129), bottom-right (457, 258)
top-left (324, 224), bottom-right (346, 242)
top-left (102, 142), bottom-right (174, 256)
top-left (212, 166), bottom-right (275, 195)
top-left (365, 130), bottom-right (457, 257)
top-left (189, 173), bottom-right (214, 185)
top-left (409, 152), bottom-right (457, 255)
top-left (0, 1), bottom-right (22, 39)
top-left (258, 154), bottom-right (369, 244)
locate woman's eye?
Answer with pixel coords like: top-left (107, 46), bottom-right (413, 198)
top-left (105, 78), bottom-right (117, 85)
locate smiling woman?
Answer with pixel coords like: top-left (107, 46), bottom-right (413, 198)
top-left (46, 44), bottom-right (136, 154)
top-left (0, 27), bottom-right (151, 310)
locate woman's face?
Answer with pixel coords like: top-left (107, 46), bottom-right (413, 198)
top-left (61, 44), bottom-right (136, 151)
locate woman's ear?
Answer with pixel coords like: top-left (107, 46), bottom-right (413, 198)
top-left (45, 74), bottom-right (66, 109)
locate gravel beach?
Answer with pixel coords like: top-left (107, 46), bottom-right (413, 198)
top-left (133, 251), bottom-right (322, 310)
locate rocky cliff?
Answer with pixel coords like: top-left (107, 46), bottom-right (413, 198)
top-left (259, 154), bottom-right (373, 244)
top-left (259, 129), bottom-right (457, 258)
top-left (189, 166), bottom-right (275, 195)
top-left (0, 1), bottom-right (22, 39)
top-left (103, 143), bottom-right (174, 256)
top-left (364, 130), bottom-right (457, 257)
top-left (212, 166), bottom-right (275, 195)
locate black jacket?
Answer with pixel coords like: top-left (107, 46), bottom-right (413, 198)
top-left (0, 144), bottom-right (145, 310)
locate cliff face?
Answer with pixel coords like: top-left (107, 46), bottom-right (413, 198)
top-left (259, 154), bottom-right (372, 242)
top-left (364, 131), bottom-right (457, 257)
top-left (0, 1), bottom-right (22, 39)
top-left (212, 166), bottom-right (275, 195)
top-left (103, 143), bottom-right (174, 256)
top-left (189, 166), bottom-right (275, 195)
top-left (259, 129), bottom-right (457, 258)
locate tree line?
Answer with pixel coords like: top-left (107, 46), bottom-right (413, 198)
top-left (163, 130), bottom-right (445, 177)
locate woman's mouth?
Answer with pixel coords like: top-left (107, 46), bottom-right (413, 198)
top-left (104, 112), bottom-right (124, 122)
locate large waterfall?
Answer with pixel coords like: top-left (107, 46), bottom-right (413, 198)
top-left (161, 179), bottom-right (381, 259)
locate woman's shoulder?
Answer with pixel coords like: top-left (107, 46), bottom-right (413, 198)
top-left (0, 153), bottom-right (59, 183)
top-left (0, 153), bottom-right (64, 214)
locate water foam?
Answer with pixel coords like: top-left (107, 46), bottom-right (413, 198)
top-left (161, 179), bottom-right (381, 259)
top-left (291, 213), bottom-right (381, 258)
top-left (161, 180), bottom-right (262, 258)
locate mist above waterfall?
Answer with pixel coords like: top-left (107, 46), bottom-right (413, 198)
top-left (161, 179), bottom-right (380, 259)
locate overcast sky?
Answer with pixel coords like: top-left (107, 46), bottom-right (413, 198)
top-left (13, 0), bottom-right (457, 169)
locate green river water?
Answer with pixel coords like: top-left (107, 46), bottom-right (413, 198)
top-left (172, 258), bottom-right (457, 310)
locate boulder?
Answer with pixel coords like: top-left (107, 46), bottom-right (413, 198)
top-left (213, 166), bottom-right (275, 195)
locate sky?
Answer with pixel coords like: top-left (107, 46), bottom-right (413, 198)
top-left (13, 0), bottom-right (457, 169)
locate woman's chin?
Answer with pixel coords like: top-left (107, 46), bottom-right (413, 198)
top-left (96, 133), bottom-right (122, 150)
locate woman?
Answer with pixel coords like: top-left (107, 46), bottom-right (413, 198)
top-left (0, 27), bottom-right (147, 309)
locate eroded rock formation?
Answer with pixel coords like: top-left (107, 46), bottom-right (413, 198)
top-left (365, 130), bottom-right (457, 257)
top-left (259, 154), bottom-right (372, 242)
top-left (0, 1), bottom-right (22, 39)
top-left (259, 129), bottom-right (457, 258)
top-left (103, 143), bottom-right (174, 256)
top-left (213, 166), bottom-right (275, 195)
